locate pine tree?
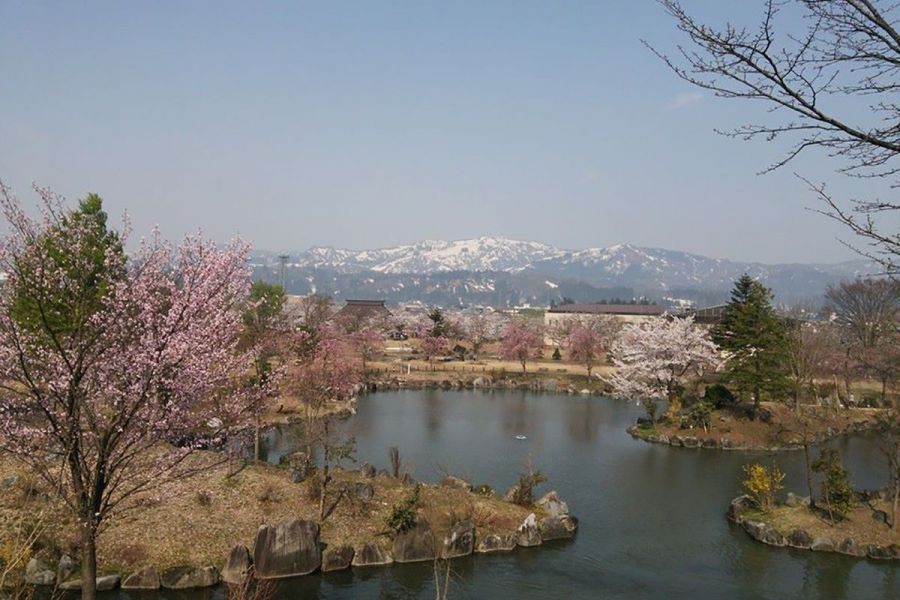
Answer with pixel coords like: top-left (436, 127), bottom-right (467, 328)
top-left (712, 275), bottom-right (790, 412)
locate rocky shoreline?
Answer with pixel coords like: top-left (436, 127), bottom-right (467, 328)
top-left (727, 494), bottom-right (900, 560)
top-left (626, 417), bottom-right (878, 452)
top-left (23, 483), bottom-right (577, 593)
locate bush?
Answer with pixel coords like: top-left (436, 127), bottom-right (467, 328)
top-left (686, 401), bottom-right (713, 432)
top-left (385, 485), bottom-right (421, 534)
top-left (704, 383), bottom-right (736, 409)
top-left (552, 347), bottom-right (562, 360)
top-left (742, 463), bottom-right (785, 511)
top-left (643, 399), bottom-right (659, 423)
top-left (510, 469), bottom-right (547, 507)
top-left (195, 489), bottom-right (213, 507)
top-left (452, 344), bottom-right (467, 360)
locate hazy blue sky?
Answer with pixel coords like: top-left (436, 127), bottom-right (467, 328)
top-left (0, 1), bottom-right (885, 263)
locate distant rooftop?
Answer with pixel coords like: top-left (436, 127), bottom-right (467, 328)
top-left (548, 303), bottom-right (665, 316)
top-left (335, 299), bottom-right (392, 323)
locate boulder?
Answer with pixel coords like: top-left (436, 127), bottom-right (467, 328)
top-left (680, 436), bottom-right (700, 448)
top-left (351, 543), bottom-right (393, 567)
top-left (701, 438), bottom-right (718, 448)
top-left (502, 485), bottom-right (520, 503)
top-left (222, 545), bottom-right (253, 585)
top-left (121, 566), bottom-right (161, 590)
top-left (322, 545), bottom-right (354, 572)
top-left (97, 575), bottom-right (121, 591)
top-left (25, 558), bottom-right (55, 586)
top-left (810, 537), bottom-right (835, 552)
top-left (441, 521), bottom-right (475, 559)
top-left (161, 566), bottom-right (220, 589)
top-left (393, 516), bottom-right (436, 563)
top-left (866, 544), bottom-right (894, 560)
top-left (475, 534), bottom-right (517, 554)
top-left (742, 520), bottom-right (785, 547)
top-left (474, 484), bottom-right (494, 497)
top-left (352, 482), bottom-right (375, 503)
top-left (59, 575), bottom-right (121, 592)
top-left (57, 554), bottom-right (78, 583)
top-left (253, 519), bottom-right (321, 579)
top-left (441, 475), bottom-right (473, 492)
top-left (539, 515), bottom-right (578, 540)
top-left (872, 509), bottom-right (890, 525)
top-left (727, 495), bottom-right (756, 522)
top-left (786, 529), bottom-right (813, 549)
top-left (837, 538), bottom-right (865, 557)
top-left (536, 491), bottom-right (569, 518)
top-left (516, 513), bottom-right (542, 547)
top-left (784, 493), bottom-right (810, 508)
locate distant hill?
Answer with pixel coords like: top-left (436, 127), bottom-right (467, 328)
top-left (250, 237), bottom-right (876, 307)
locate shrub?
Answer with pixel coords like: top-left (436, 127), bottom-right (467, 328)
top-left (643, 399), bottom-right (659, 423)
top-left (194, 489), bottom-right (213, 507)
top-left (742, 463), bottom-right (785, 511)
top-left (385, 485), bottom-right (421, 534)
top-left (686, 401), bottom-right (713, 432)
top-left (704, 383), bottom-right (736, 409)
top-left (552, 347), bottom-right (562, 360)
top-left (812, 448), bottom-right (854, 522)
top-left (510, 469), bottom-right (547, 507)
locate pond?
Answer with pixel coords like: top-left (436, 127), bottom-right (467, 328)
top-left (167, 390), bottom-right (900, 599)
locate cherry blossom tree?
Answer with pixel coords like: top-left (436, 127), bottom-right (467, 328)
top-left (421, 333), bottom-right (448, 366)
top-left (499, 318), bottom-right (544, 374)
top-left (350, 327), bottom-right (384, 374)
top-left (293, 325), bottom-right (363, 519)
top-left (566, 317), bottom-right (621, 380)
top-left (0, 184), bottom-right (262, 600)
top-left (459, 311), bottom-right (504, 360)
top-left (607, 315), bottom-right (721, 419)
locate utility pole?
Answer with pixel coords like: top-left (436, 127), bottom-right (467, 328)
top-left (277, 254), bottom-right (289, 291)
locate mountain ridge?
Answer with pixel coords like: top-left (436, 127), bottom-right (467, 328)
top-left (249, 237), bottom-right (875, 306)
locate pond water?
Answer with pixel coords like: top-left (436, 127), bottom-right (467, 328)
top-left (143, 390), bottom-right (899, 600)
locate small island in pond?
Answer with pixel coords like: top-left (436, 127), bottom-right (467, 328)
top-left (2, 451), bottom-right (576, 591)
top-left (628, 401), bottom-right (881, 451)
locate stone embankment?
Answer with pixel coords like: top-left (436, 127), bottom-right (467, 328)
top-left (365, 375), bottom-right (605, 396)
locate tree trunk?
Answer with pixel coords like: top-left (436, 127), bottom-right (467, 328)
top-left (666, 389), bottom-right (681, 420)
top-left (803, 444), bottom-right (815, 508)
top-left (319, 421), bottom-right (329, 521)
top-left (80, 523), bottom-right (97, 600)
top-left (254, 415), bottom-right (261, 462)
top-left (893, 482), bottom-right (899, 531)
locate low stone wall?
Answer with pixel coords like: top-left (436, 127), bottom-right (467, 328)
top-left (727, 495), bottom-right (900, 561)
top-left (363, 376), bottom-right (606, 397)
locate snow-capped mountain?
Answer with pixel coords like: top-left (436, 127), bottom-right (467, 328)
top-left (294, 237), bottom-right (564, 274)
top-left (253, 237), bottom-right (875, 305)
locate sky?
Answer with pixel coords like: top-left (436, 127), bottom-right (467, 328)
top-left (0, 1), bottom-right (888, 264)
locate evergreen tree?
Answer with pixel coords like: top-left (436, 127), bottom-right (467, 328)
top-left (428, 307), bottom-right (447, 337)
top-left (10, 193), bottom-right (125, 341)
top-left (712, 275), bottom-right (790, 411)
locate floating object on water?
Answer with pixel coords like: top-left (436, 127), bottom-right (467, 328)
top-left (515, 434), bottom-right (527, 440)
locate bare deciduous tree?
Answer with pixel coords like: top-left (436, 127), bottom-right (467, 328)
top-left (651, 0), bottom-right (900, 274)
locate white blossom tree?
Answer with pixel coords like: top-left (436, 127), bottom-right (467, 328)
top-left (607, 315), bottom-right (721, 418)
